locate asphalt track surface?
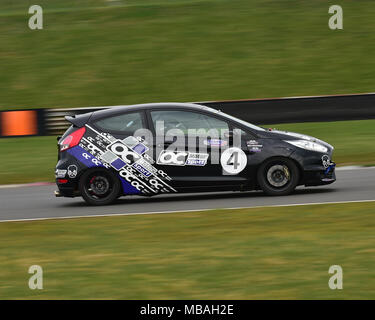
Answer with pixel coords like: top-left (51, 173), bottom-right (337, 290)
top-left (0, 168), bottom-right (374, 222)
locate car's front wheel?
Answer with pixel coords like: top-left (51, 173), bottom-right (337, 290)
top-left (257, 157), bottom-right (299, 196)
top-left (79, 169), bottom-right (121, 206)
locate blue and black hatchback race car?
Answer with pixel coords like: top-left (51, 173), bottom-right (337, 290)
top-left (55, 103), bottom-right (336, 205)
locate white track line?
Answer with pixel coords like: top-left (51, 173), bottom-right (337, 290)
top-left (0, 182), bottom-right (54, 189)
top-left (1, 199), bottom-right (375, 223)
top-left (336, 166), bottom-right (375, 171)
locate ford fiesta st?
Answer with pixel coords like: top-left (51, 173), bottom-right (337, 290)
top-left (55, 103), bottom-right (336, 205)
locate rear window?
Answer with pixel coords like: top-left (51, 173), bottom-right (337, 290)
top-left (94, 112), bottom-right (144, 134)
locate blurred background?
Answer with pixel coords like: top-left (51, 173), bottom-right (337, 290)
top-left (0, 0), bottom-right (375, 299)
top-left (1, 0), bottom-right (374, 184)
top-left (1, 0), bottom-right (375, 109)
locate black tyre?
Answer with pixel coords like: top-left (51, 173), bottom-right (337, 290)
top-left (79, 168), bottom-right (121, 206)
top-left (257, 157), bottom-right (300, 196)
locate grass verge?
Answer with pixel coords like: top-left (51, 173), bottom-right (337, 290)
top-left (1, 0), bottom-right (375, 109)
top-left (1, 202), bottom-right (375, 299)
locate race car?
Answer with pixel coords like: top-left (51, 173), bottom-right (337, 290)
top-left (55, 102), bottom-right (336, 205)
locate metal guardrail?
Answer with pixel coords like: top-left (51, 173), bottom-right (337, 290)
top-left (45, 107), bottom-right (111, 136)
top-left (45, 93), bottom-right (375, 136)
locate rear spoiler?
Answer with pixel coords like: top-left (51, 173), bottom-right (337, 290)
top-left (65, 113), bottom-right (92, 127)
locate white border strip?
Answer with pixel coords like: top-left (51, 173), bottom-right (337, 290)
top-left (0, 182), bottom-right (54, 189)
top-left (1, 199), bottom-right (375, 223)
top-left (336, 166), bottom-right (375, 171)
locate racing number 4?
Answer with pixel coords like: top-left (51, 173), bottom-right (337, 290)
top-left (227, 151), bottom-right (240, 170)
top-left (220, 147), bottom-right (248, 175)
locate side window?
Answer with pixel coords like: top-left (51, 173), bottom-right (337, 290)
top-left (151, 110), bottom-right (229, 135)
top-left (235, 128), bottom-right (256, 140)
top-left (94, 112), bottom-right (144, 134)
top-left (232, 127), bottom-right (256, 146)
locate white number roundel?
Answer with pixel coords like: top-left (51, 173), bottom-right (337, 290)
top-left (220, 147), bottom-right (247, 174)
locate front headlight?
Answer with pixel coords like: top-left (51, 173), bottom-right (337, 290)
top-left (285, 140), bottom-right (328, 153)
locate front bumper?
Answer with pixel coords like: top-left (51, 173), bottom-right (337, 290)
top-left (304, 163), bottom-right (336, 186)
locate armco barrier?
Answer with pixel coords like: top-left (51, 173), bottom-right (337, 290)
top-left (202, 93), bottom-right (375, 124)
top-left (2, 93), bottom-right (375, 137)
top-left (45, 93), bottom-right (375, 136)
top-left (45, 106), bottom-right (111, 136)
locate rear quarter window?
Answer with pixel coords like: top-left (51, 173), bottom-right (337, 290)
top-left (94, 112), bottom-right (144, 134)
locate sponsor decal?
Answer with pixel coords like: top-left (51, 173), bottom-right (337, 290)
top-left (123, 136), bottom-right (148, 155)
top-left (67, 165), bottom-right (78, 178)
top-left (246, 140), bottom-right (263, 153)
top-left (55, 169), bottom-right (67, 178)
top-left (203, 139), bottom-right (227, 147)
top-left (143, 153), bottom-right (155, 164)
top-left (157, 151), bottom-right (188, 166)
top-left (157, 151), bottom-right (209, 166)
top-left (111, 158), bottom-right (127, 171)
top-left (82, 152), bottom-right (103, 166)
top-left (68, 145), bottom-right (142, 195)
top-left (248, 146), bottom-right (262, 153)
top-left (322, 155), bottom-right (332, 169)
top-left (246, 140), bottom-right (261, 146)
top-left (81, 125), bottom-right (176, 195)
top-left (185, 152), bottom-right (209, 166)
top-left (80, 138), bottom-right (103, 156)
top-left (322, 155), bottom-right (335, 175)
top-left (131, 162), bottom-right (152, 177)
top-left (67, 145), bottom-right (105, 168)
top-left (100, 150), bottom-right (126, 170)
top-left (119, 176), bottom-right (142, 195)
top-left (132, 158), bottom-right (156, 177)
top-left (220, 147), bottom-right (247, 175)
top-left (107, 140), bottom-right (141, 165)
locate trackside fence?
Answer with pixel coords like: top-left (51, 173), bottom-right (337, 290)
top-left (1, 93), bottom-right (375, 137)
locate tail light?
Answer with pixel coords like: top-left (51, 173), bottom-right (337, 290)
top-left (60, 127), bottom-right (86, 152)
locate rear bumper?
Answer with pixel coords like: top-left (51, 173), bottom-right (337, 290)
top-left (55, 180), bottom-right (80, 197)
top-left (55, 156), bottom-right (82, 197)
top-left (54, 190), bottom-right (62, 197)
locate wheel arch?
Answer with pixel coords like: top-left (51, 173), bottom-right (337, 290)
top-left (255, 155), bottom-right (304, 186)
top-left (78, 166), bottom-right (124, 200)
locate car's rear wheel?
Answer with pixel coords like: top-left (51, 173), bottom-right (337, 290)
top-left (79, 169), bottom-right (121, 206)
top-left (257, 157), bottom-right (299, 196)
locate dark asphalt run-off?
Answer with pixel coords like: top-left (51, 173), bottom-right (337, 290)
top-left (0, 168), bottom-right (374, 222)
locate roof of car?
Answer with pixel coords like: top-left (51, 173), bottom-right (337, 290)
top-left (66, 103), bottom-right (218, 126)
top-left (91, 102), bottom-right (210, 119)
top-left (66, 102), bottom-right (266, 135)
